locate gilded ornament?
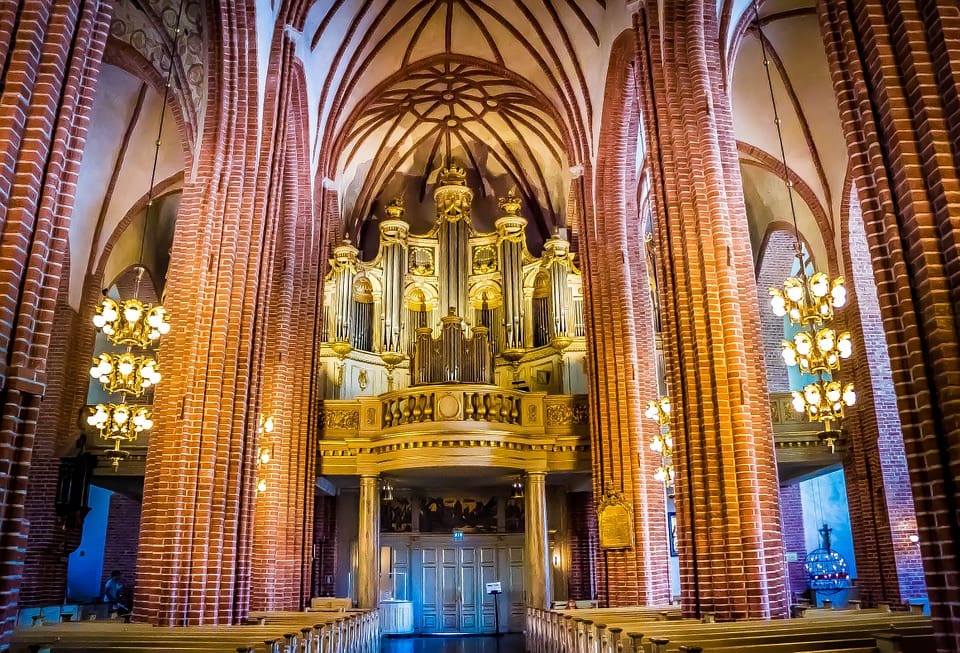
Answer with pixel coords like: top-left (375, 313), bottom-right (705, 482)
top-left (597, 485), bottom-right (635, 550)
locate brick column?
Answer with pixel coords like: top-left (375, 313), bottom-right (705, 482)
top-left (818, 3), bottom-right (960, 648)
top-left (0, 0), bottom-right (111, 643)
top-left (249, 45), bottom-right (317, 612)
top-left (133, 3), bottom-right (271, 626)
top-left (578, 29), bottom-right (669, 608)
top-left (635, 4), bottom-right (788, 619)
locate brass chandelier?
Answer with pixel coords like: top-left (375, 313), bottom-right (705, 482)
top-left (755, 1), bottom-right (855, 438)
top-left (645, 397), bottom-right (674, 486)
top-left (88, 0), bottom-right (184, 466)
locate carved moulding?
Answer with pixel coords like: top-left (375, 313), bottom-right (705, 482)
top-left (597, 485), bottom-right (635, 550)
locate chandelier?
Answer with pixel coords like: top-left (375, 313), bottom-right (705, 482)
top-left (92, 289), bottom-right (170, 348)
top-left (755, 0), bottom-right (855, 437)
top-left (87, 402), bottom-right (153, 470)
top-left (805, 522), bottom-right (850, 593)
top-left (645, 397), bottom-right (674, 486)
top-left (87, 1), bottom-right (185, 467)
top-left (89, 351), bottom-right (161, 396)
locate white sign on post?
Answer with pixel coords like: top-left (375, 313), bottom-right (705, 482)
top-left (485, 582), bottom-right (502, 594)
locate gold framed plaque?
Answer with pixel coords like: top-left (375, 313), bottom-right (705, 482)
top-left (597, 486), bottom-right (634, 550)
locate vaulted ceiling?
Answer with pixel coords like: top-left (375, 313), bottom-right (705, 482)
top-left (297, 0), bottom-right (633, 243)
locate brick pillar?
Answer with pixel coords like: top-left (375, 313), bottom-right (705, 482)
top-left (635, 4), bottom-right (788, 619)
top-left (249, 48), bottom-right (317, 613)
top-left (0, 0), bottom-right (111, 644)
top-left (21, 289), bottom-right (81, 606)
top-left (841, 185), bottom-right (925, 606)
top-left (566, 492), bottom-right (597, 602)
top-left (818, 3), bottom-right (960, 648)
top-left (133, 4), bottom-right (271, 626)
top-left (779, 484), bottom-right (808, 601)
top-left (578, 29), bottom-right (669, 609)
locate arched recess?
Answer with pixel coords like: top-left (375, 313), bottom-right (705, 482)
top-left (837, 172), bottom-right (926, 607)
top-left (580, 27), bottom-right (669, 607)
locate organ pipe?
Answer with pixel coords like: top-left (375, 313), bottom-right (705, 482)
top-left (321, 163), bottom-right (584, 393)
top-left (379, 201), bottom-right (409, 354)
top-left (434, 165), bottom-right (472, 321)
top-left (496, 191), bottom-right (527, 352)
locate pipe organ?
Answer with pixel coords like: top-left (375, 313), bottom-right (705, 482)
top-left (321, 164), bottom-right (586, 398)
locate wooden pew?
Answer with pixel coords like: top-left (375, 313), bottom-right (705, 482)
top-left (11, 609), bottom-right (380, 653)
top-left (526, 606), bottom-right (933, 653)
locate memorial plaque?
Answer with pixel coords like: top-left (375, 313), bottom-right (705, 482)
top-left (597, 487), bottom-right (634, 550)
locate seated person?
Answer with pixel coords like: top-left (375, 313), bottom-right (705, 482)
top-left (102, 570), bottom-right (129, 615)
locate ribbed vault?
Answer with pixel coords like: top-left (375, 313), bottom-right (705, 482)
top-left (300, 0), bottom-right (628, 241)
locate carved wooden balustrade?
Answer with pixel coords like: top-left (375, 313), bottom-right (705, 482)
top-left (317, 386), bottom-right (590, 474)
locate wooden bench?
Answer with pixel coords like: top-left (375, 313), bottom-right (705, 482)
top-left (526, 606), bottom-right (932, 653)
top-left (11, 609), bottom-right (379, 653)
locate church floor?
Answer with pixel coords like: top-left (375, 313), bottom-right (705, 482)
top-left (382, 634), bottom-right (525, 653)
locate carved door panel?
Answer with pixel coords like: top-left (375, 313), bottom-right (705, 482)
top-left (458, 547), bottom-right (478, 632)
top-left (418, 547), bottom-right (439, 632)
top-left (505, 544), bottom-right (525, 631)
top-left (479, 545), bottom-right (499, 632)
top-left (439, 547), bottom-right (460, 631)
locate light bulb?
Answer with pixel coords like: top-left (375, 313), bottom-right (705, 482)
top-left (837, 334), bottom-right (852, 358)
top-left (770, 292), bottom-right (786, 317)
top-left (118, 360), bottom-right (134, 376)
top-left (159, 322), bottom-right (171, 335)
top-left (831, 280), bottom-right (847, 307)
top-left (843, 385), bottom-right (856, 406)
top-left (795, 333), bottom-right (812, 356)
top-left (103, 306), bottom-right (117, 321)
top-left (645, 402), bottom-right (658, 420)
top-left (124, 306), bottom-right (142, 323)
top-left (804, 385), bottom-right (820, 403)
top-left (93, 314), bottom-right (106, 328)
top-left (257, 479), bottom-right (267, 493)
top-left (786, 285), bottom-right (803, 303)
top-left (818, 328), bottom-right (835, 351)
top-left (264, 416), bottom-right (275, 433)
top-left (791, 393), bottom-right (806, 413)
top-left (260, 448), bottom-right (271, 465)
top-left (781, 342), bottom-right (797, 366)
top-left (826, 385), bottom-right (841, 403)
top-left (810, 273), bottom-right (829, 298)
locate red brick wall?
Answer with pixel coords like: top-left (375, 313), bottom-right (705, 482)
top-left (312, 494), bottom-right (338, 598)
top-left (21, 289), bottom-right (81, 607)
top-left (779, 484), bottom-right (808, 600)
top-left (839, 181), bottom-right (925, 606)
top-left (0, 0), bottom-right (111, 644)
top-left (819, 2), bottom-right (960, 648)
top-left (101, 493), bottom-right (141, 599)
top-left (580, 29), bottom-right (669, 608)
top-left (565, 492), bottom-right (597, 602)
top-left (635, 4), bottom-right (788, 619)
top-left (755, 230), bottom-right (798, 393)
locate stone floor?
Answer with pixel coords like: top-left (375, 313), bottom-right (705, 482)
top-left (382, 634), bottom-right (525, 653)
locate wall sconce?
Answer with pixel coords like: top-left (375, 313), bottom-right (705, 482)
top-left (552, 549), bottom-right (561, 568)
top-left (909, 534), bottom-right (920, 545)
